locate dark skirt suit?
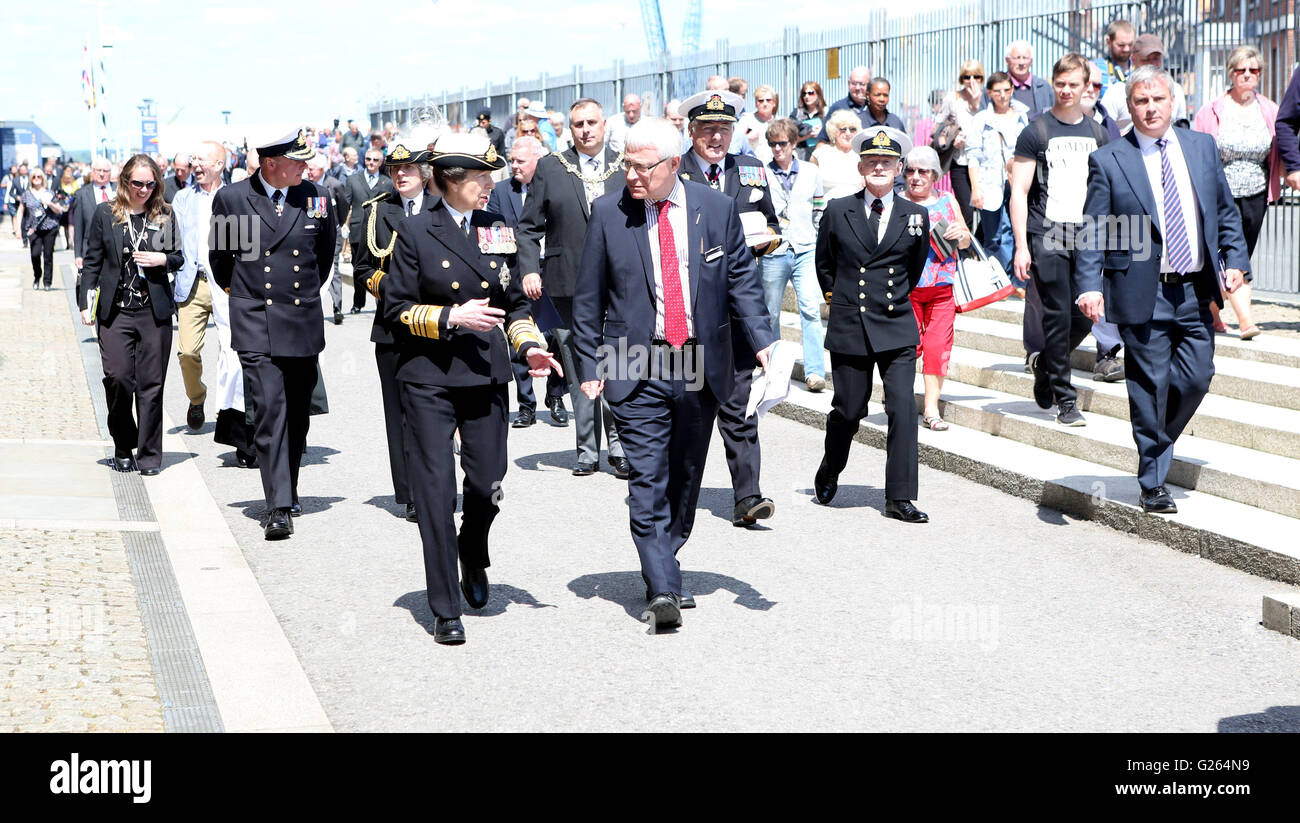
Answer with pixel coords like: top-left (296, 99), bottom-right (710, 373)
top-left (80, 202), bottom-right (183, 469)
top-left (383, 203), bottom-right (545, 620)
top-left (354, 190), bottom-right (440, 507)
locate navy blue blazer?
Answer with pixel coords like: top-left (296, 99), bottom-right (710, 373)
top-left (1076, 128), bottom-right (1249, 326)
top-left (572, 181), bottom-right (775, 404)
top-left (487, 178), bottom-right (525, 228)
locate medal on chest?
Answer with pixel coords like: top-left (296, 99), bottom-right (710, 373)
top-left (738, 166), bottom-right (767, 187)
top-left (908, 213), bottom-right (923, 236)
top-left (477, 226), bottom-right (517, 254)
top-left (499, 262), bottom-right (511, 289)
top-left (306, 197), bottom-right (328, 219)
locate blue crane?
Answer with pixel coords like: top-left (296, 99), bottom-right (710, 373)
top-left (638, 0), bottom-right (705, 99)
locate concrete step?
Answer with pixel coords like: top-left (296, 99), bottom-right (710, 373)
top-left (769, 379), bottom-right (1300, 586)
top-left (965, 295), bottom-right (1300, 370)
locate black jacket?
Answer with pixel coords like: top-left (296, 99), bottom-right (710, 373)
top-left (816, 191), bottom-right (930, 355)
top-left (353, 191), bottom-right (441, 345)
top-left (516, 147), bottom-right (624, 298)
top-left (383, 202), bottom-right (540, 386)
top-left (80, 202), bottom-right (183, 325)
top-left (344, 170), bottom-right (395, 239)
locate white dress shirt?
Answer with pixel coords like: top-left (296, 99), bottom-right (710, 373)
top-left (401, 194), bottom-right (422, 216)
top-left (645, 178), bottom-right (693, 339)
top-left (257, 172), bottom-right (287, 205)
top-left (444, 202), bottom-right (471, 231)
top-left (864, 191), bottom-right (896, 244)
top-left (1135, 127), bottom-right (1202, 273)
top-left (691, 152), bottom-right (725, 191)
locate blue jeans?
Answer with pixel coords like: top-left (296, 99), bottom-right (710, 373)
top-left (760, 246), bottom-right (825, 378)
top-left (978, 201), bottom-right (1015, 275)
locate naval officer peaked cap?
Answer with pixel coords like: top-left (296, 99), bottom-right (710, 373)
top-left (430, 132), bottom-right (506, 171)
top-left (257, 129), bottom-right (317, 161)
top-left (680, 90), bottom-right (744, 123)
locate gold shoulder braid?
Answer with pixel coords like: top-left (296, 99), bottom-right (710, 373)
top-left (366, 198), bottom-right (397, 261)
top-left (553, 150), bottom-right (624, 184)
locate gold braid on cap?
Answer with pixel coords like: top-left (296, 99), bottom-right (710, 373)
top-left (507, 318), bottom-right (546, 353)
top-left (553, 150), bottom-right (624, 184)
top-left (400, 304), bottom-right (445, 340)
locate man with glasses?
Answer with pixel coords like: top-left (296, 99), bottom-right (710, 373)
top-left (72, 157), bottom-right (114, 272)
top-left (1005, 40), bottom-right (1055, 116)
top-left (572, 117), bottom-right (777, 631)
top-left (344, 147), bottom-right (395, 313)
top-left (817, 65), bottom-right (874, 142)
top-left (1100, 34), bottom-right (1188, 132)
top-left (518, 98), bottom-right (629, 477)
top-left (813, 126), bottom-right (931, 523)
top-left (679, 89), bottom-right (781, 528)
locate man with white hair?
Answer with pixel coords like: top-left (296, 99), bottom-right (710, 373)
top-left (306, 152), bottom-right (347, 323)
top-left (163, 152), bottom-right (193, 203)
top-left (1076, 65), bottom-right (1248, 513)
top-left (1005, 40), bottom-right (1054, 115)
top-left (605, 93), bottom-right (644, 153)
top-left (572, 116), bottom-right (777, 631)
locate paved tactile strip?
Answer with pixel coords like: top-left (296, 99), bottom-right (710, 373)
top-left (63, 266), bottom-right (223, 732)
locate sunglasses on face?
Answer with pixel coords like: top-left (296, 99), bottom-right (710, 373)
top-left (802, 91), bottom-right (817, 96)
top-left (767, 140), bottom-right (790, 148)
top-left (1090, 82), bottom-right (1103, 89)
top-left (903, 167), bottom-right (931, 176)
top-left (961, 74), bottom-right (984, 81)
top-left (1233, 67), bottom-right (1261, 75)
top-left (129, 179), bottom-right (157, 190)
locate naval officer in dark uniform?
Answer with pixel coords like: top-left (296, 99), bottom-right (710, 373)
top-left (813, 126), bottom-right (931, 523)
top-left (210, 130), bottom-right (337, 540)
top-left (351, 141), bottom-right (440, 524)
top-left (676, 89), bottom-right (782, 527)
top-left (383, 133), bottom-right (562, 645)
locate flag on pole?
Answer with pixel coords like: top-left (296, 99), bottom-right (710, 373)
top-left (82, 45), bottom-right (94, 109)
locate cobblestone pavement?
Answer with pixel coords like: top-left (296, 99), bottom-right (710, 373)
top-left (0, 238), bottom-right (164, 732)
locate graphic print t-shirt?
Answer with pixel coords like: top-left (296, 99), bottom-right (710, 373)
top-left (1014, 112), bottom-right (1107, 235)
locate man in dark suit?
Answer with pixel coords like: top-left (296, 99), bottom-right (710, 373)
top-left (518, 98), bottom-right (628, 476)
top-left (306, 153), bottom-right (348, 324)
top-left (487, 135), bottom-right (567, 429)
top-left (210, 130), bottom-right (337, 539)
top-left (343, 147), bottom-right (395, 313)
top-left (678, 89), bottom-right (781, 526)
top-left (72, 157), bottom-right (114, 272)
top-left (573, 117), bottom-right (777, 632)
top-left (162, 153), bottom-right (193, 204)
top-left (1077, 66), bottom-right (1249, 514)
top-left (351, 141), bottom-right (440, 523)
top-left (814, 127), bottom-right (931, 523)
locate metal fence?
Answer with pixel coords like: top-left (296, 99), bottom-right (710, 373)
top-left (370, 0), bottom-right (1300, 294)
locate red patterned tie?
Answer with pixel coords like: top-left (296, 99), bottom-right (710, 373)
top-left (657, 199), bottom-right (688, 348)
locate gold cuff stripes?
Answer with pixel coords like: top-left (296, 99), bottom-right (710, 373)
top-left (401, 304), bottom-right (444, 340)
top-left (366, 270), bottom-right (385, 297)
top-left (507, 318), bottom-right (546, 353)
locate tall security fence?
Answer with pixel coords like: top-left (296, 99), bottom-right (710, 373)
top-left (370, 0), bottom-right (1300, 294)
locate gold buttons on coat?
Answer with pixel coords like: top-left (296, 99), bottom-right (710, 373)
top-left (887, 304), bottom-right (894, 311)
top-left (265, 283), bottom-right (272, 289)
top-left (292, 250), bottom-right (299, 256)
top-left (294, 299), bottom-right (301, 306)
top-left (442, 260), bottom-right (450, 268)
top-left (888, 280), bottom-right (894, 286)
top-left (886, 292), bottom-right (893, 299)
top-left (264, 266), bottom-right (271, 273)
top-left (889, 268), bottom-right (895, 274)
top-left (266, 299), bottom-right (273, 305)
top-left (481, 282), bottom-right (489, 289)
top-left (858, 279), bottom-right (865, 286)
top-left (490, 261), bottom-right (498, 269)
top-left (859, 306), bottom-right (866, 313)
top-left (858, 293), bottom-right (865, 299)
top-left (859, 267), bottom-right (866, 273)
top-left (293, 266), bottom-right (300, 272)
top-left (451, 281), bottom-right (460, 290)
top-left (293, 282), bottom-right (300, 289)
top-left (264, 251), bottom-right (270, 257)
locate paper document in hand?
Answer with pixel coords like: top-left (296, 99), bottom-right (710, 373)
top-left (740, 211), bottom-right (776, 248)
top-left (745, 341), bottom-right (796, 418)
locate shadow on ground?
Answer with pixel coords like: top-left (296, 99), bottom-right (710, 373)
top-left (393, 584), bottom-right (556, 629)
top-left (568, 570), bottom-right (777, 623)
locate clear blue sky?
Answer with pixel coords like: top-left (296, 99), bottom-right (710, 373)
top-left (4, 0), bottom-right (944, 152)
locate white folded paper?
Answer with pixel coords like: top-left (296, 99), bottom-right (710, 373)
top-left (745, 340), bottom-right (796, 418)
top-left (740, 210), bottom-right (775, 248)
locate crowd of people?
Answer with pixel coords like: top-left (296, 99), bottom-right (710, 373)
top-left (34, 15), bottom-right (1300, 639)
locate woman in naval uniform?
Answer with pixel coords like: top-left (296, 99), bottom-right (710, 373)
top-left (383, 132), bottom-right (561, 645)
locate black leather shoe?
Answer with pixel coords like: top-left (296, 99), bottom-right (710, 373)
top-left (608, 455), bottom-right (631, 478)
top-left (1141, 486), bottom-right (1178, 514)
top-left (350, 306), bottom-right (362, 315)
top-left (186, 403), bottom-right (204, 431)
top-left (642, 593), bottom-right (682, 631)
top-left (139, 466), bottom-right (160, 477)
top-left (289, 501), bottom-right (302, 517)
top-left (572, 461), bottom-right (597, 476)
top-left (333, 309), bottom-right (343, 326)
top-left (733, 495), bottom-right (775, 526)
top-left (1030, 352), bottom-right (1052, 409)
top-left (512, 406), bottom-right (536, 428)
top-left (884, 499), bottom-right (929, 523)
top-left (647, 588), bottom-right (695, 609)
top-left (547, 397), bottom-right (570, 426)
top-left (460, 563), bottom-right (489, 609)
top-left (112, 454), bottom-right (137, 473)
top-left (433, 616), bottom-right (466, 645)
top-left (264, 509), bottom-right (293, 540)
top-left (813, 460), bottom-right (838, 505)
top-left (235, 449), bottom-right (258, 468)
top-left (405, 503), bottom-right (418, 522)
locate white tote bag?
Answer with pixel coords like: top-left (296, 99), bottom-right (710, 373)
top-left (952, 236), bottom-right (1014, 312)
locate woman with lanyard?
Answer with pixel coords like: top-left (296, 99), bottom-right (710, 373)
top-left (79, 155), bottom-right (183, 475)
top-left (14, 168), bottom-right (66, 289)
top-left (352, 140), bottom-right (441, 524)
top-left (383, 132), bottom-right (562, 645)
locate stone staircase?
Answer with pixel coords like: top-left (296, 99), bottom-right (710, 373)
top-left (771, 289), bottom-right (1300, 585)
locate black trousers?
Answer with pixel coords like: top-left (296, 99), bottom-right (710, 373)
top-left (402, 381), bottom-right (507, 620)
top-left (238, 352), bottom-right (318, 510)
top-left (716, 361), bottom-right (761, 503)
top-left (949, 164), bottom-right (976, 230)
top-left (509, 330), bottom-right (566, 410)
top-left (1119, 279), bottom-right (1215, 492)
top-left (1029, 232), bottom-right (1092, 406)
top-left (374, 344), bottom-right (412, 505)
top-left (351, 263), bottom-right (368, 311)
top-left (1235, 189), bottom-right (1267, 259)
top-left (29, 226), bottom-right (57, 286)
top-left (607, 368), bottom-right (721, 597)
top-left (99, 305), bottom-right (172, 469)
top-left (825, 347), bottom-right (918, 501)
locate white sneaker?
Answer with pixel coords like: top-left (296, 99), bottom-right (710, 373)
top-left (805, 374), bottom-right (826, 392)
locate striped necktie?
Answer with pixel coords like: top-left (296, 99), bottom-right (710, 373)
top-left (272, 189), bottom-right (284, 217)
top-left (1156, 138), bottom-right (1193, 275)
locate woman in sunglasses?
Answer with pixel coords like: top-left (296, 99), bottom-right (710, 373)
top-left (935, 59), bottom-right (988, 227)
top-left (1192, 45), bottom-right (1276, 340)
top-left (812, 109), bottom-right (866, 200)
top-left (79, 154), bottom-right (183, 475)
top-left (791, 82), bottom-right (826, 161)
top-left (13, 168), bottom-right (66, 289)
